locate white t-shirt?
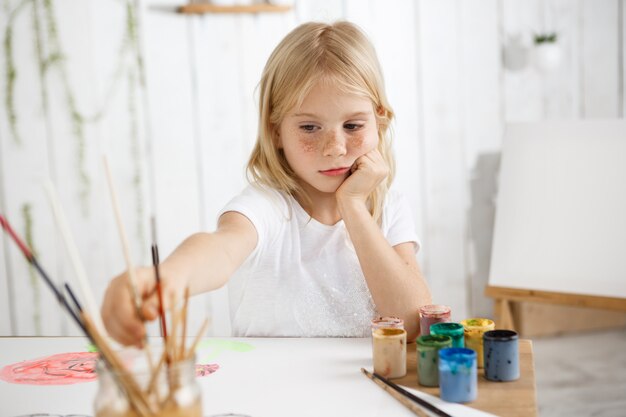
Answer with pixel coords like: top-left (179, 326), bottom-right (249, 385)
top-left (217, 184), bottom-right (420, 337)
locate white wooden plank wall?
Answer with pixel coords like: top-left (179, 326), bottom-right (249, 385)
top-left (417, 0), bottom-right (469, 320)
top-left (0, 0), bottom-right (623, 336)
top-left (0, 0), bottom-right (14, 336)
top-left (582, 0), bottom-right (620, 117)
top-left (462, 1), bottom-right (502, 319)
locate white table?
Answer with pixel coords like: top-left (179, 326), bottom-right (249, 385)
top-left (0, 337), bottom-right (509, 417)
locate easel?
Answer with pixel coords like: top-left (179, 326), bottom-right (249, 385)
top-left (485, 286), bottom-right (626, 330)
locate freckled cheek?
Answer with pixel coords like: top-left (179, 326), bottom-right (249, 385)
top-left (348, 133), bottom-right (377, 154)
top-left (300, 138), bottom-right (318, 153)
top-left (349, 135), bottom-right (365, 149)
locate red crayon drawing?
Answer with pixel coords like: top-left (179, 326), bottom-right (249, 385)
top-left (1, 352), bottom-right (220, 385)
top-left (0, 352), bottom-right (98, 385)
top-left (196, 363), bottom-right (220, 376)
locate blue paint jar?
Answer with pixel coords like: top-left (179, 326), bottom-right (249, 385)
top-left (483, 329), bottom-right (519, 382)
top-left (430, 322), bottom-right (465, 347)
top-left (438, 347), bottom-right (477, 403)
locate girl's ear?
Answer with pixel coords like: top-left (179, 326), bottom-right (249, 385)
top-left (375, 105), bottom-right (390, 131)
top-left (272, 129), bottom-right (283, 149)
top-left (273, 126), bottom-right (283, 149)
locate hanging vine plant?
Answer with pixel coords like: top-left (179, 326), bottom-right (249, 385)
top-left (126, 0), bottom-right (148, 252)
top-left (3, 0), bottom-right (150, 250)
top-left (128, 68), bottom-right (146, 252)
top-left (3, 0), bottom-right (30, 145)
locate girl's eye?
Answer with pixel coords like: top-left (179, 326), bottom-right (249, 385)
top-left (344, 123), bottom-right (363, 131)
top-left (300, 124), bottom-right (318, 132)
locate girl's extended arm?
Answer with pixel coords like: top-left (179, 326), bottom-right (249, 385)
top-left (337, 151), bottom-right (432, 341)
top-left (101, 211), bottom-right (257, 346)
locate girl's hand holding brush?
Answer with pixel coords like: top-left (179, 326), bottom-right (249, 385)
top-left (101, 266), bottom-right (182, 347)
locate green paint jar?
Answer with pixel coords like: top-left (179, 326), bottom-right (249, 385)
top-left (416, 334), bottom-right (452, 387)
top-left (430, 322), bottom-right (465, 348)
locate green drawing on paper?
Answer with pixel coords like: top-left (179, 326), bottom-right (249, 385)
top-left (196, 340), bottom-right (255, 362)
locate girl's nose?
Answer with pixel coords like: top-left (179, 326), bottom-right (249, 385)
top-left (322, 130), bottom-right (347, 157)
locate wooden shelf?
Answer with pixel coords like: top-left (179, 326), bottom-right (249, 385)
top-left (178, 3), bottom-right (292, 14)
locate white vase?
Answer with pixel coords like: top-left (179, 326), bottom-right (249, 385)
top-left (533, 43), bottom-right (562, 73)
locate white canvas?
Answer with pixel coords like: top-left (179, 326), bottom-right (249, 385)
top-left (489, 120), bottom-right (626, 298)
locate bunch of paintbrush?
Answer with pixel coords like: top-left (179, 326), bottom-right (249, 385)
top-left (0, 214), bottom-right (208, 416)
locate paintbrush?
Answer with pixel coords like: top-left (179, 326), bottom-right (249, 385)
top-left (43, 180), bottom-right (107, 336)
top-left (102, 156), bottom-right (156, 376)
top-left (180, 286), bottom-right (190, 360)
top-left (0, 214), bottom-right (85, 333)
top-left (150, 216), bottom-right (168, 343)
top-left (102, 156), bottom-right (144, 319)
top-left (361, 368), bottom-right (453, 417)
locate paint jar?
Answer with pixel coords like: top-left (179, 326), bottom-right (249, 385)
top-left (94, 346), bottom-right (202, 417)
top-left (429, 322), bottom-right (465, 348)
top-left (371, 316), bottom-right (404, 331)
top-left (371, 317), bottom-right (404, 354)
top-left (438, 347), bottom-right (477, 403)
top-left (419, 305), bottom-right (451, 336)
top-left (372, 328), bottom-right (407, 379)
top-left (416, 335), bottom-right (452, 387)
top-left (483, 329), bottom-right (520, 382)
top-left (460, 318), bottom-right (495, 368)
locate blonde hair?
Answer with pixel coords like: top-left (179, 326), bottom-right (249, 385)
top-left (247, 21), bottom-right (395, 223)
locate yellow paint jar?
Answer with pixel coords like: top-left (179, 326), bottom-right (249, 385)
top-left (460, 318), bottom-right (495, 368)
top-left (372, 327), bottom-right (407, 379)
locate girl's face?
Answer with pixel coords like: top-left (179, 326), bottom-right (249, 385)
top-left (277, 80), bottom-right (379, 195)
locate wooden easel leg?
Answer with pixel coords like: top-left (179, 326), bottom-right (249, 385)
top-left (494, 299), bottom-right (515, 330)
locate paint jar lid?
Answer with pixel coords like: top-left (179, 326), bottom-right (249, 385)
top-left (373, 328), bottom-right (406, 338)
top-left (438, 347), bottom-right (476, 364)
top-left (416, 334), bottom-right (453, 348)
top-left (430, 322), bottom-right (464, 335)
top-left (371, 316), bottom-right (404, 329)
top-left (461, 318), bottom-right (495, 330)
top-left (483, 329), bottom-right (518, 341)
top-left (419, 304), bottom-right (451, 318)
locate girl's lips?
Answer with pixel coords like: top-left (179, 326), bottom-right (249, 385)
top-left (319, 167), bottom-right (350, 176)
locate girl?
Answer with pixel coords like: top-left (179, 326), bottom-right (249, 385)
top-left (101, 21), bottom-right (432, 345)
